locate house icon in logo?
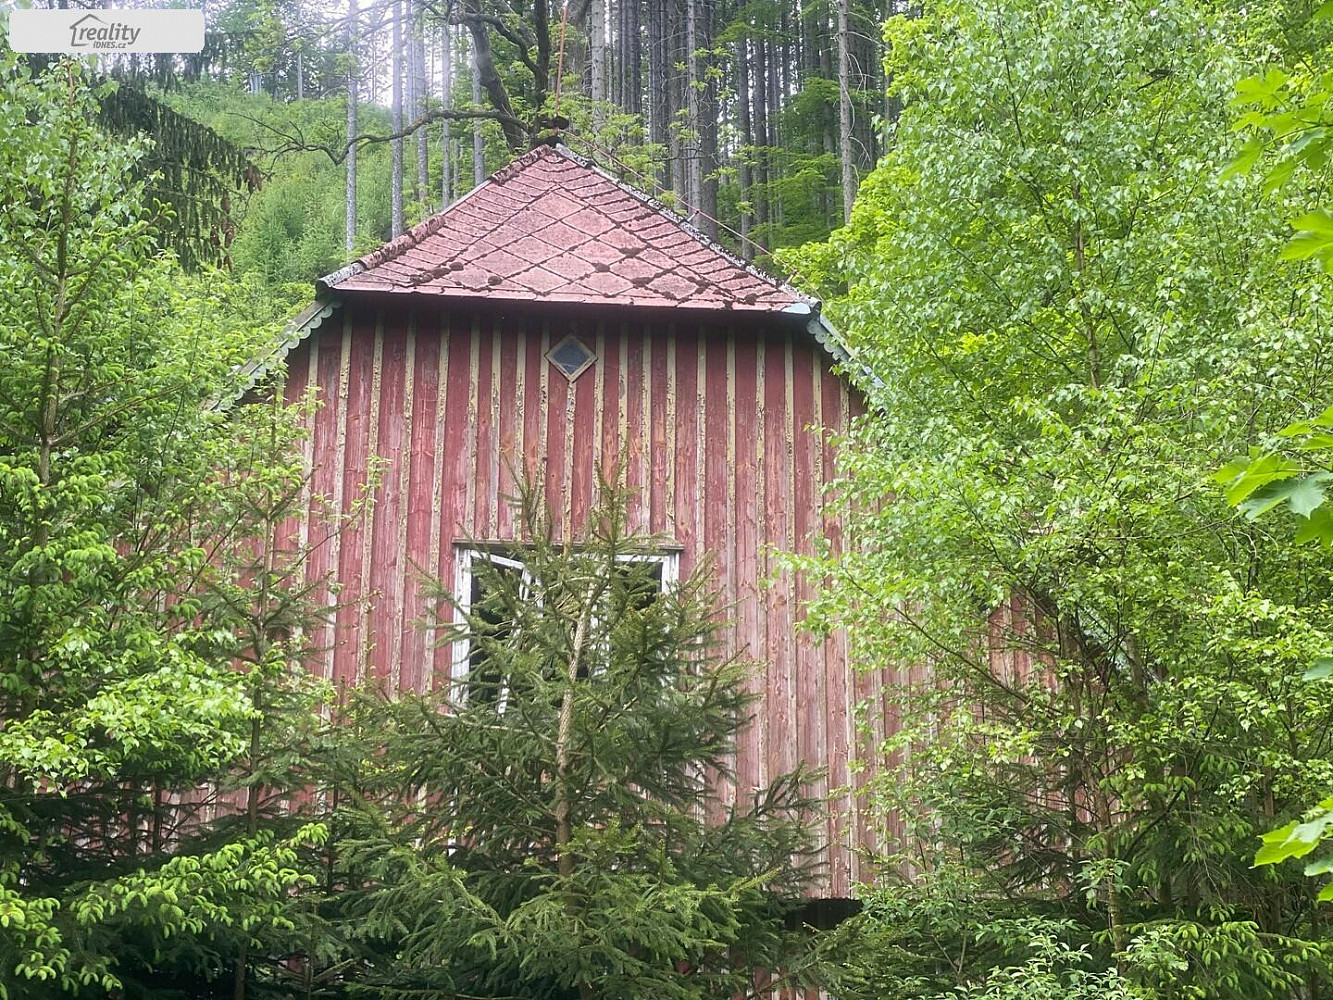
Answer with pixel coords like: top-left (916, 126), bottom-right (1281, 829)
top-left (68, 13), bottom-right (106, 47)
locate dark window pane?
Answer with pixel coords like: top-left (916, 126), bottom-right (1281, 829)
top-left (468, 559), bottom-right (523, 709)
top-left (547, 336), bottom-right (595, 378)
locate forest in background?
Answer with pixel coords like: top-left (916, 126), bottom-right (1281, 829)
top-left (74, 0), bottom-right (898, 288)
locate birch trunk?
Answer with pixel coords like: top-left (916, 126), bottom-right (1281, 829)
top-left (405, 13), bottom-right (419, 204)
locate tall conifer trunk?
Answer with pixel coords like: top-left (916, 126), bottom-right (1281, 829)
top-left (345, 0), bottom-right (358, 253)
top-left (684, 0), bottom-right (701, 223)
top-left (735, 33), bottom-right (752, 258)
top-left (591, 0), bottom-right (607, 126)
top-left (471, 30), bottom-right (485, 184)
top-left (442, 27), bottom-right (453, 204)
top-left (837, 0), bottom-right (855, 221)
top-left (413, 2), bottom-right (429, 205)
top-left (391, 0), bottom-right (405, 236)
top-left (648, 0), bottom-right (669, 188)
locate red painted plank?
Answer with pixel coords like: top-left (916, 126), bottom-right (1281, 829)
top-left (308, 333), bottom-right (343, 677)
top-left (435, 311), bottom-right (473, 688)
top-left (762, 331), bottom-right (795, 783)
top-left (671, 326), bottom-right (699, 578)
top-left (789, 342), bottom-right (825, 882)
top-left (368, 310), bottom-right (408, 685)
top-left (703, 328), bottom-right (731, 819)
top-left (401, 317), bottom-right (442, 693)
top-left (648, 323), bottom-right (669, 535)
top-left (570, 336), bottom-right (597, 531)
top-left (274, 343), bottom-right (311, 560)
top-left (544, 329), bottom-right (569, 537)
top-left (521, 318), bottom-right (544, 499)
top-left (731, 327), bottom-right (762, 808)
top-left (496, 318), bottom-right (521, 537)
top-left (473, 317), bottom-right (497, 538)
top-left (624, 327), bottom-right (646, 532)
top-left (599, 323), bottom-right (622, 501)
top-left (819, 363), bottom-right (851, 896)
top-left (333, 310), bottom-right (377, 687)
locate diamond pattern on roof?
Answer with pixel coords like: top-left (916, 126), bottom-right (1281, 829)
top-left (322, 143), bottom-right (809, 314)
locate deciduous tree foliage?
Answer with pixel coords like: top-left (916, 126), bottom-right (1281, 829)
top-left (786, 1), bottom-right (1333, 996)
top-left (0, 58), bottom-right (328, 998)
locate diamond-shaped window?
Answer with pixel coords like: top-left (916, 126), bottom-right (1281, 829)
top-left (546, 335), bottom-right (596, 381)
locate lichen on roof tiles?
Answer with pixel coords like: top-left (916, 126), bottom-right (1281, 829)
top-left (321, 143), bottom-right (812, 315)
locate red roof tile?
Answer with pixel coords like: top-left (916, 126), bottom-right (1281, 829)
top-left (320, 143), bottom-right (813, 317)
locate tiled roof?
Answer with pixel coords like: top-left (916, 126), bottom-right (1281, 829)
top-left (319, 143), bottom-right (815, 317)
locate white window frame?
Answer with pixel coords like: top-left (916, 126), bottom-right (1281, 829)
top-left (452, 546), bottom-right (680, 710)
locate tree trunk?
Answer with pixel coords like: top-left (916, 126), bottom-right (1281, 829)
top-left (837, 0), bottom-right (856, 221)
top-left (752, 33), bottom-right (768, 238)
top-left (464, 0), bottom-right (525, 151)
top-left (414, 2), bottom-right (429, 205)
top-left (627, 0), bottom-right (642, 116)
top-left (391, 0), bottom-right (405, 236)
top-left (555, 594), bottom-right (593, 1000)
top-left (534, 0), bottom-right (551, 112)
top-left (697, 0), bottom-right (718, 238)
top-left (684, 0), bottom-right (701, 223)
top-left (346, 0), bottom-right (358, 253)
top-left (471, 29), bottom-right (485, 184)
top-left (591, 0), bottom-right (607, 126)
top-left (768, 37), bottom-right (783, 231)
top-left (648, 0), bottom-right (669, 189)
top-left (734, 35), bottom-right (752, 258)
top-left (406, 14), bottom-right (419, 203)
top-left (442, 26), bottom-right (453, 204)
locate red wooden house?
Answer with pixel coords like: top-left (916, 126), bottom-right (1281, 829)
top-left (256, 141), bottom-right (882, 900)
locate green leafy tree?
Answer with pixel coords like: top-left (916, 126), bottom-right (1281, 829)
top-left (1216, 0), bottom-right (1333, 904)
top-left (1218, 408), bottom-right (1333, 899)
top-left (319, 478), bottom-right (826, 999)
top-left (0, 58), bottom-right (325, 998)
top-left (784, 0), bottom-right (1333, 995)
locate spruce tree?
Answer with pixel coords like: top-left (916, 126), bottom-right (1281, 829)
top-left (327, 478), bottom-right (826, 999)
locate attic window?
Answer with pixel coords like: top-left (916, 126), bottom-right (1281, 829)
top-left (546, 336), bottom-right (595, 381)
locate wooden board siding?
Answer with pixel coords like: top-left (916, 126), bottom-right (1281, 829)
top-left (285, 302), bottom-right (874, 896)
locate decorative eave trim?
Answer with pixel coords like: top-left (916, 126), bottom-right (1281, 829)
top-left (809, 313), bottom-right (853, 368)
top-left (234, 296), bottom-right (340, 398)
